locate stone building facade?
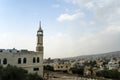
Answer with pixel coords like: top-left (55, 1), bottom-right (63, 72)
top-left (0, 23), bottom-right (44, 77)
top-left (53, 61), bottom-right (71, 72)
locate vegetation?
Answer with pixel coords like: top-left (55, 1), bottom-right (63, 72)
top-left (0, 65), bottom-right (43, 80)
top-left (96, 69), bottom-right (120, 79)
top-left (44, 65), bottom-right (54, 71)
top-left (69, 64), bottom-right (84, 76)
top-left (70, 67), bottom-right (84, 75)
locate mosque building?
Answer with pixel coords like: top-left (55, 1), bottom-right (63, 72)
top-left (0, 23), bottom-right (44, 77)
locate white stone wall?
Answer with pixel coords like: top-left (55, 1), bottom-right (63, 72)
top-left (0, 51), bottom-right (43, 77)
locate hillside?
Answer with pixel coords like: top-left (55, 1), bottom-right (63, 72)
top-left (67, 51), bottom-right (120, 60)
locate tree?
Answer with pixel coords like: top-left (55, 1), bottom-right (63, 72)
top-left (96, 69), bottom-right (120, 79)
top-left (70, 65), bottom-right (84, 76)
top-left (0, 65), bottom-right (43, 80)
top-left (26, 73), bottom-right (43, 80)
top-left (44, 65), bottom-right (54, 71)
top-left (70, 68), bottom-right (84, 75)
top-left (0, 65), bottom-right (27, 80)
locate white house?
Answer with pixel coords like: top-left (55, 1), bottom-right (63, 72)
top-left (108, 59), bottom-right (119, 70)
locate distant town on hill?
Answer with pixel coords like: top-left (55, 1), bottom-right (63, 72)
top-left (44, 51), bottom-right (120, 80)
top-left (64, 51), bottom-right (120, 60)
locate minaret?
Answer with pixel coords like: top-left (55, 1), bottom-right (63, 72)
top-left (36, 22), bottom-right (43, 52)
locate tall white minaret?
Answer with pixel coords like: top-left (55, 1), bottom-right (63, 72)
top-left (36, 22), bottom-right (44, 77)
top-left (36, 22), bottom-right (43, 53)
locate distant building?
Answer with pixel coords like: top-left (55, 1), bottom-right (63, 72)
top-left (0, 23), bottom-right (44, 77)
top-left (53, 61), bottom-right (71, 72)
top-left (108, 59), bottom-right (119, 70)
top-left (84, 66), bottom-right (91, 77)
top-left (71, 59), bottom-right (85, 68)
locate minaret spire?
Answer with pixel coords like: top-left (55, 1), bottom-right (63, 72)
top-left (38, 21), bottom-right (43, 32)
top-left (39, 21), bottom-right (41, 29)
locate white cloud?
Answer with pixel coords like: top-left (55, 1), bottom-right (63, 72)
top-left (105, 26), bottom-right (120, 32)
top-left (64, 0), bottom-right (120, 24)
top-left (79, 25), bottom-right (120, 54)
top-left (57, 12), bottom-right (85, 22)
top-left (95, 0), bottom-right (120, 24)
top-left (44, 0), bottom-right (120, 58)
top-left (44, 25), bottom-right (120, 58)
top-left (52, 4), bottom-right (60, 8)
top-left (59, 0), bottom-right (120, 23)
top-left (64, 0), bottom-right (114, 8)
top-left (85, 2), bottom-right (94, 9)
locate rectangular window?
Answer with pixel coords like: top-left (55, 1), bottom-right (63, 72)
top-left (33, 68), bottom-right (39, 71)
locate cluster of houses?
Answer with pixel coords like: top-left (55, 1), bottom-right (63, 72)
top-left (44, 57), bottom-right (120, 77)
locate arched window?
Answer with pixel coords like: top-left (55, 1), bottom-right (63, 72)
top-left (18, 58), bottom-right (21, 64)
top-left (37, 57), bottom-right (40, 63)
top-left (23, 58), bottom-right (27, 64)
top-left (33, 57), bottom-right (36, 63)
top-left (3, 58), bottom-right (7, 64)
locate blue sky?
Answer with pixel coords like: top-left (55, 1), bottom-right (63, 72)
top-left (0, 0), bottom-right (120, 58)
